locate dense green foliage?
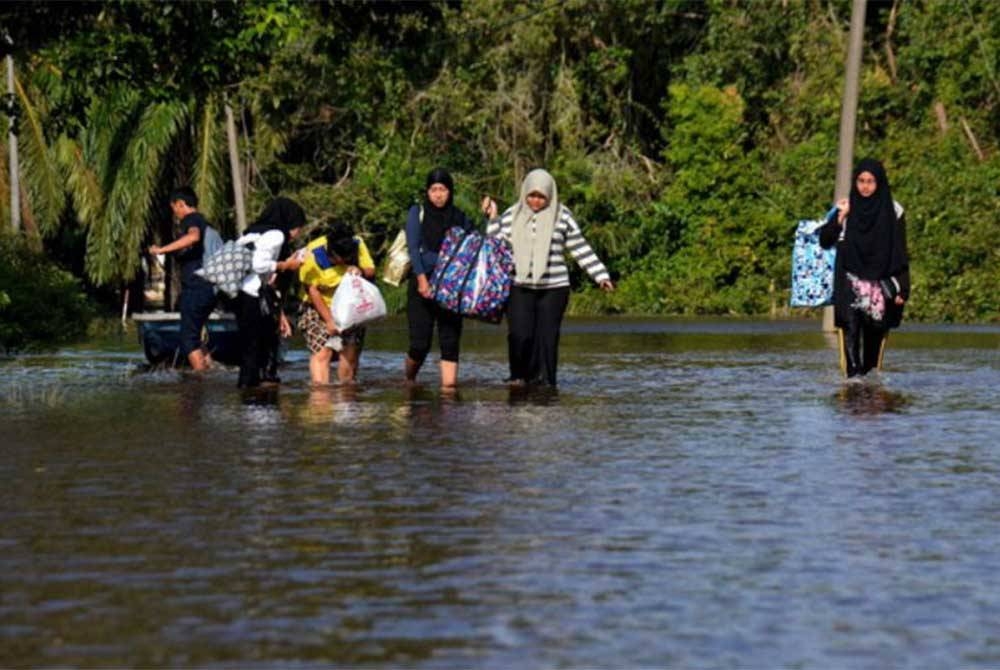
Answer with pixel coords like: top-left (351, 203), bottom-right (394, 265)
top-left (0, 232), bottom-right (92, 353)
top-left (2, 0), bottom-right (998, 324)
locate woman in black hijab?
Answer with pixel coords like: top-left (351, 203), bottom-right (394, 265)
top-left (819, 158), bottom-right (910, 378)
top-left (403, 168), bottom-right (475, 388)
top-left (234, 197), bottom-right (307, 387)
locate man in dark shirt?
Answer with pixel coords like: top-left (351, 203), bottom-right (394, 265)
top-left (148, 187), bottom-right (217, 371)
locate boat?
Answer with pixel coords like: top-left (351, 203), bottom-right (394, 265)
top-left (133, 253), bottom-right (242, 368)
top-left (133, 311), bottom-right (241, 367)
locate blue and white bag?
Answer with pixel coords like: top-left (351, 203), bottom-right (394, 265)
top-left (429, 227), bottom-right (514, 324)
top-left (197, 240), bottom-right (254, 298)
top-left (790, 209), bottom-right (837, 307)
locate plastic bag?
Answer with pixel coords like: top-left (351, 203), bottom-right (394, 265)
top-left (381, 229), bottom-right (410, 287)
top-left (330, 275), bottom-right (387, 331)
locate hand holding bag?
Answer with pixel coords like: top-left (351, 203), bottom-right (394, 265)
top-left (790, 209), bottom-right (837, 308)
top-left (429, 227), bottom-right (513, 323)
top-left (879, 276), bottom-right (901, 302)
top-left (330, 275), bottom-right (387, 331)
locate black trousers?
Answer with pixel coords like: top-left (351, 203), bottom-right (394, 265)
top-left (507, 285), bottom-right (570, 386)
top-left (406, 276), bottom-right (464, 364)
top-left (841, 308), bottom-right (887, 377)
top-left (236, 291), bottom-right (278, 387)
top-left (178, 280), bottom-right (217, 356)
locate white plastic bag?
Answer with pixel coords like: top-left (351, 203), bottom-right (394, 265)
top-left (330, 275), bottom-right (387, 331)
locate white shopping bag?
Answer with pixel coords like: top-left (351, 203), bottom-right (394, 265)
top-left (330, 275), bottom-right (387, 331)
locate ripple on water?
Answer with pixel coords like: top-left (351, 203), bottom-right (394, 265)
top-left (2, 321), bottom-right (1000, 667)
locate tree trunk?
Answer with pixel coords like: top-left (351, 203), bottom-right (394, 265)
top-left (6, 54), bottom-right (20, 232)
top-left (225, 101), bottom-right (247, 233)
top-left (825, 0), bottom-right (866, 333)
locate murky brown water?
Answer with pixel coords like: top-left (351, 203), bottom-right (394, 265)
top-left (2, 318), bottom-right (999, 667)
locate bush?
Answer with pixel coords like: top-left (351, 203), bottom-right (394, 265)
top-left (0, 232), bottom-right (93, 353)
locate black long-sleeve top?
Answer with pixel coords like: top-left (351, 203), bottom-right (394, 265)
top-left (819, 204), bottom-right (910, 330)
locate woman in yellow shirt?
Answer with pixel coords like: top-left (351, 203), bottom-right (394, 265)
top-left (297, 222), bottom-right (376, 384)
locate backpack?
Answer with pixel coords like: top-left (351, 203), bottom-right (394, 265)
top-left (196, 240), bottom-right (254, 298)
top-left (429, 226), bottom-right (514, 324)
top-left (202, 225), bottom-right (225, 266)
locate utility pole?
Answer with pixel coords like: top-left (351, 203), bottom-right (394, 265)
top-left (225, 100), bottom-right (247, 233)
top-left (4, 32), bottom-right (20, 232)
top-left (825, 0), bottom-right (867, 331)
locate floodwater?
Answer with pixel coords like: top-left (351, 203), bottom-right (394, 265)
top-left (2, 317), bottom-right (999, 669)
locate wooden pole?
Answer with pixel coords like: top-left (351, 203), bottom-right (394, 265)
top-left (225, 101), bottom-right (247, 233)
top-left (6, 53), bottom-right (20, 231)
top-left (824, 0), bottom-right (866, 332)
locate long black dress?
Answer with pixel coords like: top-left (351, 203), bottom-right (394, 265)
top-left (818, 159), bottom-right (910, 377)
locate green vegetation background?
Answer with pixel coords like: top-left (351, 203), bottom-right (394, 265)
top-left (1, 0), bottom-right (998, 349)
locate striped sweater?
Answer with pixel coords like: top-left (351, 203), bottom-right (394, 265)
top-left (487, 204), bottom-right (610, 289)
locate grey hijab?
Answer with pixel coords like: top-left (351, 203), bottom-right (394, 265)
top-left (510, 169), bottom-right (559, 283)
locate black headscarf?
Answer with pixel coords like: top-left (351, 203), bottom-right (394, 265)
top-left (842, 158), bottom-right (907, 280)
top-left (247, 197), bottom-right (306, 259)
top-left (421, 168), bottom-right (464, 254)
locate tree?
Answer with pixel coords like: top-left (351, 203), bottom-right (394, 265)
top-left (1, 1), bottom-right (313, 287)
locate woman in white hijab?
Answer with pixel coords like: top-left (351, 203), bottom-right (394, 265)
top-left (484, 169), bottom-right (614, 387)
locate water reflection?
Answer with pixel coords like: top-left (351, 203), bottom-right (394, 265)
top-left (834, 380), bottom-right (910, 416)
top-left (303, 383), bottom-right (359, 425)
top-left (507, 383), bottom-right (560, 406)
top-left (2, 320), bottom-right (1000, 668)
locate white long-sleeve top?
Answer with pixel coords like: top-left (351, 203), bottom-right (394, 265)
top-left (235, 229), bottom-right (286, 298)
top-left (487, 204), bottom-right (610, 289)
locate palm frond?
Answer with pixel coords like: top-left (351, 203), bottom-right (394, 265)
top-left (192, 97), bottom-right (227, 226)
top-left (87, 99), bottom-right (188, 285)
top-left (57, 86), bottom-right (138, 249)
top-left (56, 135), bottom-right (105, 231)
top-left (14, 76), bottom-right (65, 236)
top-left (81, 86), bottom-right (142, 194)
top-left (247, 95), bottom-right (289, 180)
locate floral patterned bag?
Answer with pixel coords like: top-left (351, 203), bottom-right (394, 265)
top-left (790, 218), bottom-right (836, 307)
top-left (460, 235), bottom-right (514, 323)
top-left (430, 227), bottom-right (514, 323)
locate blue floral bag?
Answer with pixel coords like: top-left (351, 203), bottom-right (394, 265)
top-left (458, 235), bottom-right (514, 323)
top-left (790, 211), bottom-right (837, 308)
top-left (429, 227), bottom-right (513, 323)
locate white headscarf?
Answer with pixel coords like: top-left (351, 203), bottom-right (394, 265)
top-left (510, 169), bottom-right (559, 283)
